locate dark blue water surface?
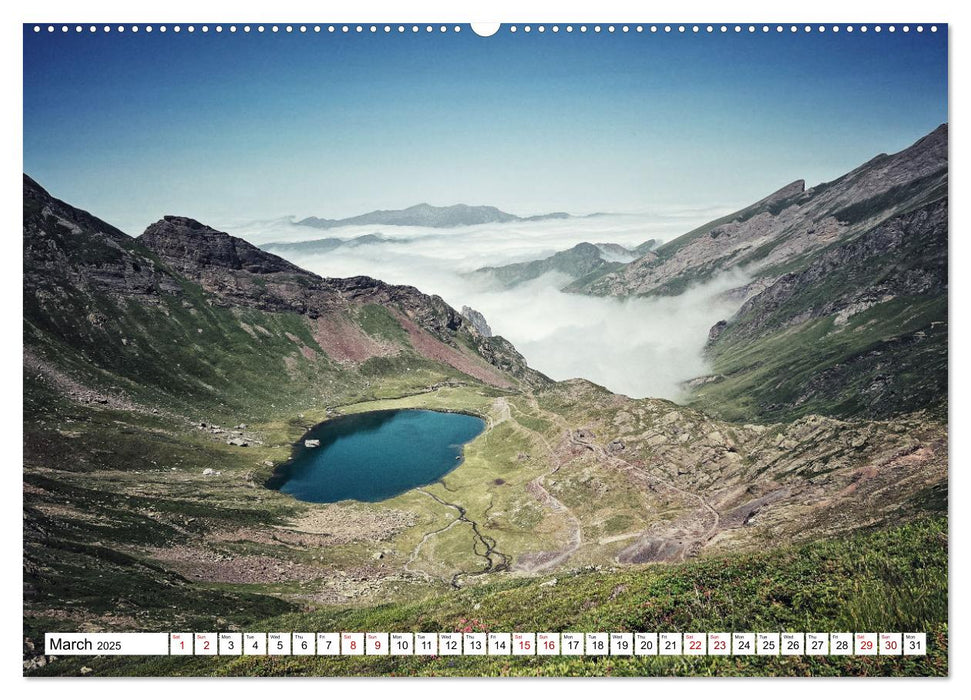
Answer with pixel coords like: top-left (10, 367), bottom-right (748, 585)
top-left (270, 409), bottom-right (485, 503)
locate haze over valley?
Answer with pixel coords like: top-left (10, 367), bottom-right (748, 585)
top-left (228, 209), bottom-right (742, 400)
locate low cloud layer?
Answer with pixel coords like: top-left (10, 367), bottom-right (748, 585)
top-left (225, 212), bottom-right (744, 401)
top-left (468, 270), bottom-right (749, 399)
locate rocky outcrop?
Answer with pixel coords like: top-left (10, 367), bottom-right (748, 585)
top-left (462, 306), bottom-right (492, 338)
top-left (707, 320), bottom-right (727, 344)
top-left (461, 306), bottom-right (493, 337)
top-left (468, 334), bottom-right (546, 386)
top-left (141, 216), bottom-right (307, 276)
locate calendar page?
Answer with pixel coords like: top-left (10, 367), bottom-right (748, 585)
top-left (21, 10), bottom-right (948, 680)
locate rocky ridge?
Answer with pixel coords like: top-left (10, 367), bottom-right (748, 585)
top-left (23, 176), bottom-right (183, 300)
top-left (138, 217), bottom-right (548, 389)
top-left (572, 124), bottom-right (947, 300)
top-left (24, 177), bottom-right (550, 415)
top-left (717, 198), bottom-right (947, 346)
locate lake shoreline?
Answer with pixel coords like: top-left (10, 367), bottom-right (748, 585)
top-left (265, 408), bottom-right (486, 503)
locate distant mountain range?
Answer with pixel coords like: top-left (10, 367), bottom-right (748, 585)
top-left (261, 233), bottom-right (398, 256)
top-left (473, 240), bottom-right (658, 290)
top-left (296, 203), bottom-right (571, 230)
top-left (261, 227), bottom-right (650, 266)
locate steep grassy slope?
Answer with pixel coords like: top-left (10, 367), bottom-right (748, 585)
top-left (689, 199), bottom-right (947, 422)
top-left (568, 126), bottom-right (948, 425)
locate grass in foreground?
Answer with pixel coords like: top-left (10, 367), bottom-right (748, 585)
top-left (31, 516), bottom-right (948, 677)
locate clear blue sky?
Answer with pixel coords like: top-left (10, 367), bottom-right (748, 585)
top-left (23, 25), bottom-right (947, 235)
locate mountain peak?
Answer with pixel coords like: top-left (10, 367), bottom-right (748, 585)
top-left (23, 173), bottom-right (50, 197)
top-left (921, 122), bottom-right (948, 142)
top-left (907, 122), bottom-right (948, 159)
top-left (139, 216), bottom-right (306, 276)
top-left (160, 215), bottom-right (214, 231)
top-left (758, 179), bottom-right (805, 208)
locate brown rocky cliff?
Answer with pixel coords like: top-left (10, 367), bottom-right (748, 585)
top-left (24, 176), bottom-right (547, 391)
top-left (136, 215), bottom-right (548, 387)
top-left (140, 216), bottom-right (307, 276)
top-left (138, 216), bottom-right (464, 339)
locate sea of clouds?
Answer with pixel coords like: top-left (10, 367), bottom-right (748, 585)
top-left (223, 211), bottom-right (745, 401)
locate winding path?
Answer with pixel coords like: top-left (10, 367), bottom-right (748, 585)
top-left (403, 511), bottom-right (464, 581)
top-left (509, 396), bottom-right (585, 572)
top-left (406, 392), bottom-right (723, 580)
top-left (567, 429), bottom-right (721, 560)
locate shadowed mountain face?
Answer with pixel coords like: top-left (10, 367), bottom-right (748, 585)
top-left (566, 126), bottom-right (948, 423)
top-left (23, 175), bottom-right (183, 299)
top-left (296, 203), bottom-right (570, 230)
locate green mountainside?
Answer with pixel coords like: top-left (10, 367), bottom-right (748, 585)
top-left (22, 163), bottom-right (948, 677)
top-left (691, 199), bottom-right (947, 422)
top-left (569, 125), bottom-right (948, 424)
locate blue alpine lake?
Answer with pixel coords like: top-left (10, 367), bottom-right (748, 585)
top-left (269, 409), bottom-right (486, 503)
